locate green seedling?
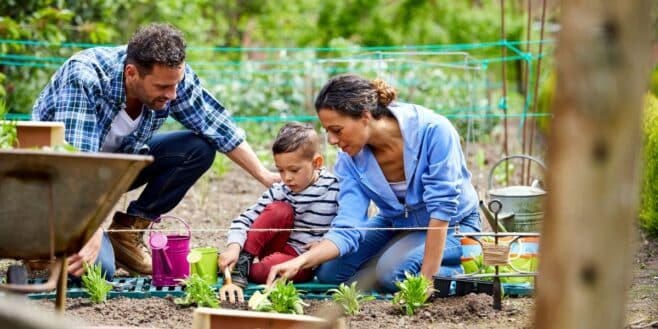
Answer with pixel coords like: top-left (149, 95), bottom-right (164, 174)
top-left (248, 279), bottom-right (307, 315)
top-left (81, 262), bottom-right (113, 303)
top-left (174, 274), bottom-right (219, 308)
top-left (391, 272), bottom-right (434, 316)
top-left (328, 281), bottom-right (375, 316)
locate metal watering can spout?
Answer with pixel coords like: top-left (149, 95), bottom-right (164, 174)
top-left (479, 200), bottom-right (509, 232)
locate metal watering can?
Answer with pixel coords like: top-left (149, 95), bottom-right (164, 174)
top-left (480, 155), bottom-right (547, 233)
top-left (148, 215), bottom-right (191, 287)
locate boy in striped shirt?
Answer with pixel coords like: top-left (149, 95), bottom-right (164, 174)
top-left (220, 122), bottom-right (339, 289)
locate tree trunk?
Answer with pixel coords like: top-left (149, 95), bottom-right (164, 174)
top-left (535, 1), bottom-right (653, 329)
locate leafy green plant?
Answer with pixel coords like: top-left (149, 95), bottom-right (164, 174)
top-left (81, 262), bottom-right (113, 304)
top-left (391, 272), bottom-right (433, 316)
top-left (328, 282), bottom-right (375, 316)
top-left (248, 279), bottom-right (307, 314)
top-left (640, 93), bottom-right (658, 237)
top-left (174, 274), bottom-right (219, 308)
top-left (0, 99), bottom-right (17, 149)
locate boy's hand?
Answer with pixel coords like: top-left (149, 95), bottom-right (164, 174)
top-left (219, 243), bottom-right (241, 271)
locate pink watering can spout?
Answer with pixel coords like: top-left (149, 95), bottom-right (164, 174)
top-left (149, 233), bottom-right (172, 274)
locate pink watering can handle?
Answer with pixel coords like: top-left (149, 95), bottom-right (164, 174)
top-left (148, 215), bottom-right (192, 239)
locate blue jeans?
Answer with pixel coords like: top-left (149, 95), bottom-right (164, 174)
top-left (126, 131), bottom-right (216, 220)
top-left (95, 233), bottom-right (116, 280)
top-left (316, 209), bottom-right (481, 292)
top-left (95, 131), bottom-right (215, 277)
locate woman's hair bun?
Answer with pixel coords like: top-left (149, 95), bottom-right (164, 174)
top-left (372, 78), bottom-right (396, 107)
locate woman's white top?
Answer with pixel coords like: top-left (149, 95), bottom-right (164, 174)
top-left (389, 180), bottom-right (407, 201)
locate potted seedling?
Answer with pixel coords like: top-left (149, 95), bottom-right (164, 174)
top-left (328, 281), bottom-right (375, 316)
top-left (248, 279), bottom-right (308, 315)
top-left (175, 274), bottom-right (220, 308)
top-left (392, 272), bottom-right (434, 316)
top-left (81, 262), bottom-right (113, 303)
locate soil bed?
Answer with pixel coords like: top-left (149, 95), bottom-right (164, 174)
top-left (7, 141), bottom-right (658, 328)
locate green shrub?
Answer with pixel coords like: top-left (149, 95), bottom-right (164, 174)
top-left (640, 93), bottom-right (658, 237)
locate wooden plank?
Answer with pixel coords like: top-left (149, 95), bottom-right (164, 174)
top-left (534, 1), bottom-right (654, 328)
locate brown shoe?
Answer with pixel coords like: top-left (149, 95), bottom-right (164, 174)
top-left (108, 211), bottom-right (152, 275)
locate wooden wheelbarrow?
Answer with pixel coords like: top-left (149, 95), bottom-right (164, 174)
top-left (0, 149), bottom-right (152, 312)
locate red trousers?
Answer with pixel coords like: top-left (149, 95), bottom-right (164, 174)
top-left (243, 201), bottom-right (315, 283)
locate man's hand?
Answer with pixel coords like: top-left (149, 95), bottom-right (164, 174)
top-left (67, 228), bottom-right (103, 277)
top-left (225, 142), bottom-right (282, 188)
top-left (266, 256), bottom-right (306, 286)
top-left (260, 170), bottom-right (281, 187)
top-left (219, 243), bottom-right (241, 272)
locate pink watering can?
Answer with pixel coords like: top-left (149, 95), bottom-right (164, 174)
top-left (148, 215), bottom-right (191, 287)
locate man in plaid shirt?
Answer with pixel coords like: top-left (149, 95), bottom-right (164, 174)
top-left (32, 23), bottom-right (279, 278)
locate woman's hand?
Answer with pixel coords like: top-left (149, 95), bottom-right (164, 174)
top-left (266, 256), bottom-right (307, 285)
top-left (420, 219), bottom-right (448, 295)
top-left (266, 240), bottom-right (340, 285)
top-left (219, 243), bottom-right (241, 272)
top-left (67, 228), bottom-right (103, 277)
top-left (302, 240), bottom-right (322, 251)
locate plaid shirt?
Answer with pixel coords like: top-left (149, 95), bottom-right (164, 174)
top-left (32, 46), bottom-right (244, 154)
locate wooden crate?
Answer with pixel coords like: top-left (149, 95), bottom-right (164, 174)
top-left (192, 308), bottom-right (341, 329)
top-left (2, 121), bottom-right (66, 148)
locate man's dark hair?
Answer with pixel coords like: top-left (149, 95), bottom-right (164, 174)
top-left (126, 23), bottom-right (186, 76)
top-left (272, 122), bottom-right (320, 160)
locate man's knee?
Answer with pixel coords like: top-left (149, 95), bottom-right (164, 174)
top-left (186, 134), bottom-right (215, 169)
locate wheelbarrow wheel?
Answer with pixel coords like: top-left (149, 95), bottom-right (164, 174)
top-left (6, 265), bottom-right (28, 285)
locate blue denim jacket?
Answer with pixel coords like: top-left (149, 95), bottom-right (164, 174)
top-left (324, 102), bottom-right (479, 256)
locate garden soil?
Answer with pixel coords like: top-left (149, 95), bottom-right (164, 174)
top-left (3, 142), bottom-right (657, 328)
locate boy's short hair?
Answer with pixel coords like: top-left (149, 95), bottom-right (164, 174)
top-left (272, 122), bottom-right (320, 160)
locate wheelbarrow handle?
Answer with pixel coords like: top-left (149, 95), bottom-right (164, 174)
top-left (0, 259), bottom-right (62, 293)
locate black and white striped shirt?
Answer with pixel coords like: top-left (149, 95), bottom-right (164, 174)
top-left (226, 168), bottom-right (339, 254)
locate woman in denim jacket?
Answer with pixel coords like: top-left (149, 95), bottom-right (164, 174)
top-left (267, 74), bottom-right (480, 292)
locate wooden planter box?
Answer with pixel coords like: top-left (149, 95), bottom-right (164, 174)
top-left (1, 121), bottom-right (65, 148)
top-left (192, 308), bottom-right (340, 329)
